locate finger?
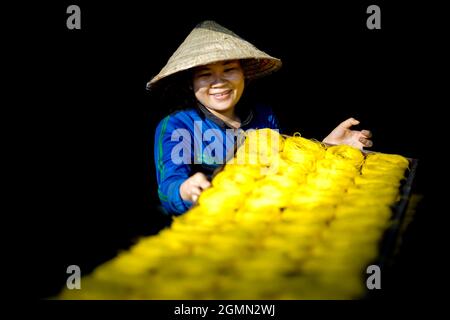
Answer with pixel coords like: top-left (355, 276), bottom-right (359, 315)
top-left (193, 172), bottom-right (211, 190)
top-left (192, 172), bottom-right (205, 179)
top-left (359, 137), bottom-right (373, 147)
top-left (361, 130), bottom-right (372, 138)
top-left (340, 117), bottom-right (360, 129)
top-left (199, 179), bottom-right (211, 190)
top-left (192, 172), bottom-right (208, 183)
top-left (190, 186), bottom-right (203, 202)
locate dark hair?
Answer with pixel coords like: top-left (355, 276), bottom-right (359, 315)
top-left (152, 69), bottom-right (197, 113)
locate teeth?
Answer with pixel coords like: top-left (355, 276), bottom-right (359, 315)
top-left (213, 91), bottom-right (230, 97)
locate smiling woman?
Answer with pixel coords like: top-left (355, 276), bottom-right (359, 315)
top-left (147, 20), bottom-right (373, 215)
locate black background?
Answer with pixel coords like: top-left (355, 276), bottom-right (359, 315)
top-left (19, 0), bottom-right (445, 304)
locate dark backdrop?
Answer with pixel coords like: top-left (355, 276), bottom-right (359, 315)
top-left (25, 1), bottom-right (444, 300)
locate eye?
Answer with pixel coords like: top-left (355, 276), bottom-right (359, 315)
top-left (196, 72), bottom-right (211, 78)
top-left (224, 67), bottom-right (237, 72)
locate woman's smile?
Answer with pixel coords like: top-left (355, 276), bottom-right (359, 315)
top-left (210, 89), bottom-right (232, 100)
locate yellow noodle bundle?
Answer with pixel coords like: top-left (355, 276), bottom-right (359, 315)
top-left (234, 128), bottom-right (284, 166)
top-left (306, 172), bottom-right (353, 191)
top-left (365, 152), bottom-right (410, 169)
top-left (281, 135), bottom-right (325, 172)
top-left (283, 134), bottom-right (325, 159)
top-left (316, 158), bottom-right (360, 174)
top-left (325, 145), bottom-right (365, 170)
top-left (197, 187), bottom-right (243, 215)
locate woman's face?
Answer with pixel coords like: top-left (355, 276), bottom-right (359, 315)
top-left (192, 60), bottom-right (245, 113)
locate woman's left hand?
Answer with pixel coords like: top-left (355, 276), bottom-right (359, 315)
top-left (323, 118), bottom-right (373, 150)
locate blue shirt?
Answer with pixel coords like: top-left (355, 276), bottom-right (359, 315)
top-left (154, 102), bottom-right (280, 215)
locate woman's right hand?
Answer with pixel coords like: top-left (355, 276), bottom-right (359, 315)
top-left (179, 172), bottom-right (211, 203)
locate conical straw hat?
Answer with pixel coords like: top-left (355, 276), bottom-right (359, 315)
top-left (147, 20), bottom-right (282, 89)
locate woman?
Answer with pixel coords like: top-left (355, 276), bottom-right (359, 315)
top-left (148, 21), bottom-right (372, 215)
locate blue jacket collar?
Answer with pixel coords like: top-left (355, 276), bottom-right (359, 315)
top-left (196, 101), bottom-right (254, 129)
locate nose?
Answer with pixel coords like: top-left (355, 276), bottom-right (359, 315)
top-left (210, 72), bottom-right (227, 86)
